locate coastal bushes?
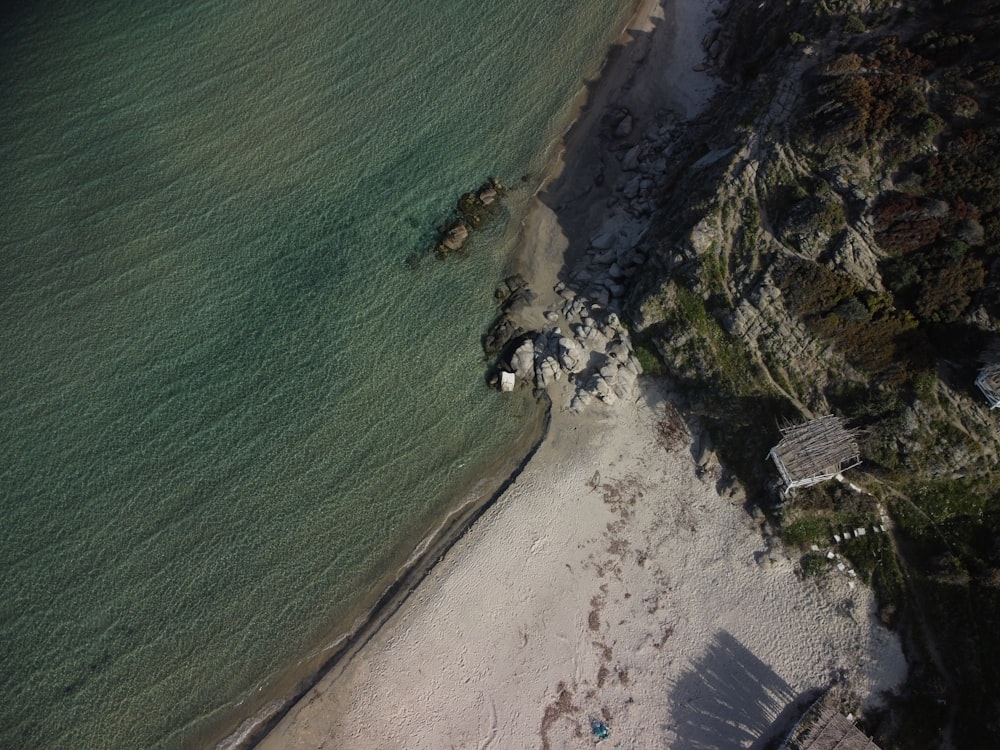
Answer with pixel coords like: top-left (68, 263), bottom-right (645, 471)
top-left (631, 339), bottom-right (665, 377)
top-left (778, 260), bottom-right (927, 383)
top-left (782, 514), bottom-right (830, 548)
top-left (635, 1), bottom-right (1000, 745)
top-left (800, 551), bottom-right (829, 577)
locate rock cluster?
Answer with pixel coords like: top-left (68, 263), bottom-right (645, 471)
top-left (563, 112), bottom-right (684, 315)
top-left (497, 280), bottom-right (643, 414)
top-left (484, 274), bottom-right (536, 357)
top-left (482, 112), bottom-right (691, 411)
top-left (436, 178), bottom-right (506, 257)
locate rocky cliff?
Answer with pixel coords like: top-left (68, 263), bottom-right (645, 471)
top-left (622, 1), bottom-right (1000, 747)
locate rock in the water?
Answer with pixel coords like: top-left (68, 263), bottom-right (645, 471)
top-left (484, 315), bottom-right (522, 356)
top-left (504, 288), bottom-right (538, 315)
top-left (440, 223), bottom-right (469, 252)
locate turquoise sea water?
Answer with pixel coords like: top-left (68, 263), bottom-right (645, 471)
top-left (0, 0), bottom-right (634, 747)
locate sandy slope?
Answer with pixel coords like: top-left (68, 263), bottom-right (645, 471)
top-left (254, 2), bottom-right (907, 748)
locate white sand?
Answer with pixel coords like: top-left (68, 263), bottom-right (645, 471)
top-left (258, 391), bottom-right (905, 749)
top-left (255, 2), bottom-right (907, 748)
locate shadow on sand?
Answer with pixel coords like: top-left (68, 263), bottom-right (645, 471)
top-left (667, 630), bottom-right (823, 749)
top-left (531, 0), bottom-right (672, 279)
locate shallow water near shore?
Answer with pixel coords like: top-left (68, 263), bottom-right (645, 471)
top-left (0, 1), bottom-right (633, 747)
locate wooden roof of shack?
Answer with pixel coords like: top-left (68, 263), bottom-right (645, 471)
top-left (976, 363), bottom-right (1000, 409)
top-left (768, 415), bottom-right (861, 492)
top-left (780, 700), bottom-right (881, 750)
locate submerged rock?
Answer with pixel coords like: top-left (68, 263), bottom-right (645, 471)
top-left (435, 178), bottom-right (507, 258)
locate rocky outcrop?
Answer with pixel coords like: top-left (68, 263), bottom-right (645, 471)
top-left (483, 275), bottom-right (534, 357)
top-left (439, 223), bottom-right (469, 253)
top-left (490, 283), bottom-right (642, 413)
top-left (436, 179), bottom-right (506, 257)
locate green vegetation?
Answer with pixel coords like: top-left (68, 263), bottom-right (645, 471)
top-left (632, 340), bottom-right (665, 377)
top-left (631, 1), bottom-right (1000, 746)
top-left (698, 251), bottom-right (728, 299)
top-left (800, 551), bottom-right (830, 577)
top-left (844, 14), bottom-right (866, 34)
top-left (669, 284), bottom-right (758, 396)
top-left (778, 260), bottom-right (927, 384)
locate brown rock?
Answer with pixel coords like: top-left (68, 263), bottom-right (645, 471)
top-left (441, 223), bottom-right (469, 252)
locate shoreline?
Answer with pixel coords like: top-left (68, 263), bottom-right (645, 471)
top-left (242, 1), bottom-right (908, 748)
top-left (255, 379), bottom-right (906, 749)
top-left (214, 4), bottom-right (661, 746)
top-left (217, 399), bottom-right (552, 750)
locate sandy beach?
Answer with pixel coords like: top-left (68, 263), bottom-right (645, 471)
top-left (253, 1), bottom-right (907, 747)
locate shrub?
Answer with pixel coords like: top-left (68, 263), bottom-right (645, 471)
top-left (783, 515), bottom-right (830, 548)
top-left (633, 342), bottom-right (664, 376)
top-left (914, 254), bottom-right (986, 322)
top-left (801, 551), bottom-right (830, 577)
top-left (845, 14), bottom-right (866, 34)
top-left (779, 260), bottom-right (860, 316)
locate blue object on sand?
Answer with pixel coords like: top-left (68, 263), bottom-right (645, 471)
top-left (591, 719), bottom-right (610, 740)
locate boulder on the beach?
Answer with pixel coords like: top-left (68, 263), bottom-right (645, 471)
top-left (614, 114), bottom-right (633, 138)
top-left (537, 356), bottom-right (561, 387)
top-left (591, 230), bottom-right (616, 251)
top-left (623, 176), bottom-right (641, 199)
top-left (570, 389), bottom-right (593, 413)
top-left (608, 339), bottom-right (630, 362)
top-left (622, 144), bottom-right (641, 171)
top-left (509, 338), bottom-right (536, 380)
top-left (557, 337), bottom-right (585, 373)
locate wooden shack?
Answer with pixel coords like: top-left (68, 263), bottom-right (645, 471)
top-left (768, 415), bottom-right (861, 493)
top-left (780, 699), bottom-right (882, 750)
top-left (976, 363), bottom-right (1000, 409)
